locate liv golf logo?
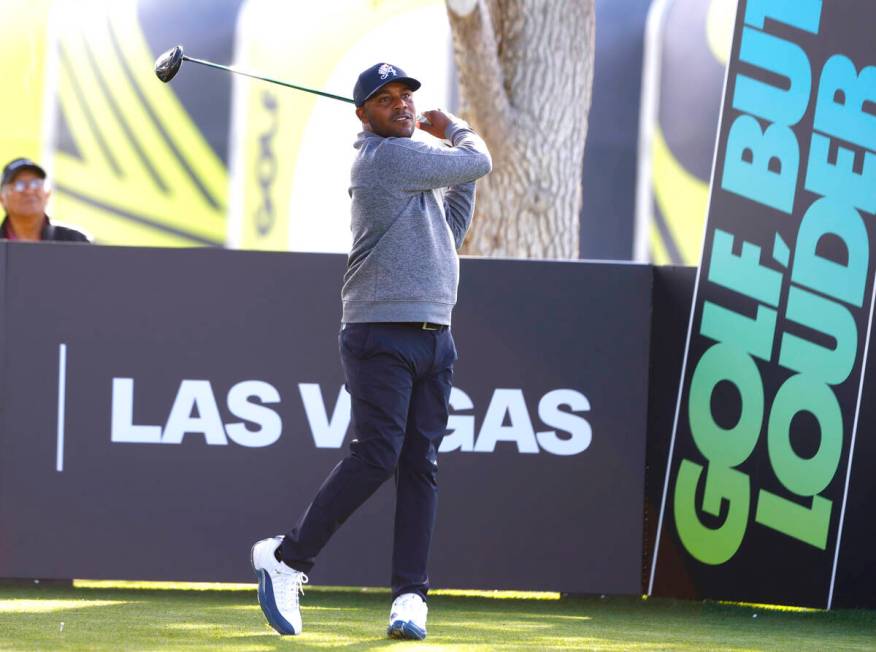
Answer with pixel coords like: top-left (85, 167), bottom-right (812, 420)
top-left (651, 0), bottom-right (876, 608)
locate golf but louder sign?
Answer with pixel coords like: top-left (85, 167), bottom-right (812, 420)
top-left (650, 0), bottom-right (876, 608)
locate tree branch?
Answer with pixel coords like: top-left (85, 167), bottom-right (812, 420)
top-left (446, 0), bottom-right (515, 155)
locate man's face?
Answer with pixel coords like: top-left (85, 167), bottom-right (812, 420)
top-left (356, 82), bottom-right (417, 138)
top-left (1, 170), bottom-right (50, 219)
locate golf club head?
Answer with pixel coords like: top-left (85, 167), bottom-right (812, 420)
top-left (154, 45), bottom-right (184, 83)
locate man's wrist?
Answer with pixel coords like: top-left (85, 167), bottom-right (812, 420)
top-left (445, 121), bottom-right (472, 143)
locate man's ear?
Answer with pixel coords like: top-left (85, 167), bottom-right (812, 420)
top-left (356, 105), bottom-right (370, 130)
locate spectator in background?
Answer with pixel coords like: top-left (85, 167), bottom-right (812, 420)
top-left (0, 158), bottom-right (89, 242)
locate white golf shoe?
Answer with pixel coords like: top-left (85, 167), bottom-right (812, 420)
top-left (251, 536), bottom-right (308, 635)
top-left (387, 592), bottom-right (428, 640)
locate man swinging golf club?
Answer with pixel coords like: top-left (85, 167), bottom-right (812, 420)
top-left (251, 62), bottom-right (492, 639)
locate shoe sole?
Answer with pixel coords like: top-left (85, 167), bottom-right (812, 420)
top-left (251, 543), bottom-right (298, 636)
top-left (387, 619), bottom-right (426, 640)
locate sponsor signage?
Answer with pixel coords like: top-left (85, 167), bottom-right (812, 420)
top-left (0, 244), bottom-right (651, 593)
top-left (650, 0), bottom-right (876, 608)
top-left (635, 0), bottom-right (735, 265)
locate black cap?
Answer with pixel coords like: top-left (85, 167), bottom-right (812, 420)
top-left (2, 158), bottom-right (46, 187)
top-left (353, 63), bottom-right (420, 107)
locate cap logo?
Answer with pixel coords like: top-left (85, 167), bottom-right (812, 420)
top-left (377, 63), bottom-right (397, 80)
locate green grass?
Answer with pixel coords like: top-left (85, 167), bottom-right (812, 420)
top-left (0, 581), bottom-right (873, 651)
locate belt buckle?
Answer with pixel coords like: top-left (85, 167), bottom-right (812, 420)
top-left (421, 322), bottom-right (439, 331)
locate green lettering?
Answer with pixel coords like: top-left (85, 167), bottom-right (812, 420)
top-left (689, 342), bottom-right (764, 467)
top-left (767, 373), bottom-right (843, 496)
top-left (675, 460), bottom-right (750, 564)
top-left (709, 229), bottom-right (783, 306)
top-left (755, 490), bottom-right (831, 549)
top-left (792, 197), bottom-right (868, 308)
top-left (779, 286), bottom-right (857, 384)
top-left (701, 301), bottom-right (777, 361)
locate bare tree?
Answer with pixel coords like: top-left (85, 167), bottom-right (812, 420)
top-left (446, 0), bottom-right (595, 259)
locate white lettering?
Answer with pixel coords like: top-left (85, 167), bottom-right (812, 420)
top-left (162, 380), bottom-right (228, 445)
top-left (536, 389), bottom-right (592, 456)
top-left (439, 387), bottom-right (475, 452)
top-left (299, 383), bottom-right (351, 448)
top-left (474, 388), bottom-right (540, 454)
top-left (110, 378), bottom-right (593, 457)
top-left (111, 378), bottom-right (162, 444)
top-left (225, 380), bottom-right (282, 447)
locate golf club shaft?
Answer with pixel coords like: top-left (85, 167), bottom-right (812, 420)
top-left (182, 55), bottom-right (355, 104)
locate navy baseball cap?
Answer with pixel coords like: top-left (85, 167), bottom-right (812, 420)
top-left (353, 63), bottom-right (421, 107)
top-left (2, 157), bottom-right (46, 187)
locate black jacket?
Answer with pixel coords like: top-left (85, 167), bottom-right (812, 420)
top-left (0, 215), bottom-right (90, 242)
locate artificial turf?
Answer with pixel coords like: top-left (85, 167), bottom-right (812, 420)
top-left (0, 581), bottom-right (873, 651)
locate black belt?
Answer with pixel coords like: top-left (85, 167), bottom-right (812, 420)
top-left (383, 322), bottom-right (448, 331)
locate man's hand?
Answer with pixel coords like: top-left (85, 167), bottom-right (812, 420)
top-left (417, 109), bottom-right (454, 140)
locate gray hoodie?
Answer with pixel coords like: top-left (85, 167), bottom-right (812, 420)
top-left (342, 121), bottom-right (492, 324)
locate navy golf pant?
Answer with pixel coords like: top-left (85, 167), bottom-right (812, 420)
top-left (279, 323), bottom-right (455, 600)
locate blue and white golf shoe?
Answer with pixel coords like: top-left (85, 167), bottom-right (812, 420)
top-left (251, 536), bottom-right (308, 635)
top-left (387, 592), bottom-right (428, 640)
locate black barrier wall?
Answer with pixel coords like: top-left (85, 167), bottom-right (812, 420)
top-left (0, 243), bottom-right (651, 594)
top-left (641, 266), bottom-right (696, 590)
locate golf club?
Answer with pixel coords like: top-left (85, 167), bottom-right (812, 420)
top-left (153, 45), bottom-right (431, 125)
top-left (154, 44), bottom-right (355, 104)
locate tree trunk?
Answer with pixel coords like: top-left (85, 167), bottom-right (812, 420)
top-left (446, 0), bottom-right (595, 259)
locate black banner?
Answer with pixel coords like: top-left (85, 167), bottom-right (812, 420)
top-left (0, 244), bottom-right (651, 594)
top-left (650, 0), bottom-right (876, 608)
